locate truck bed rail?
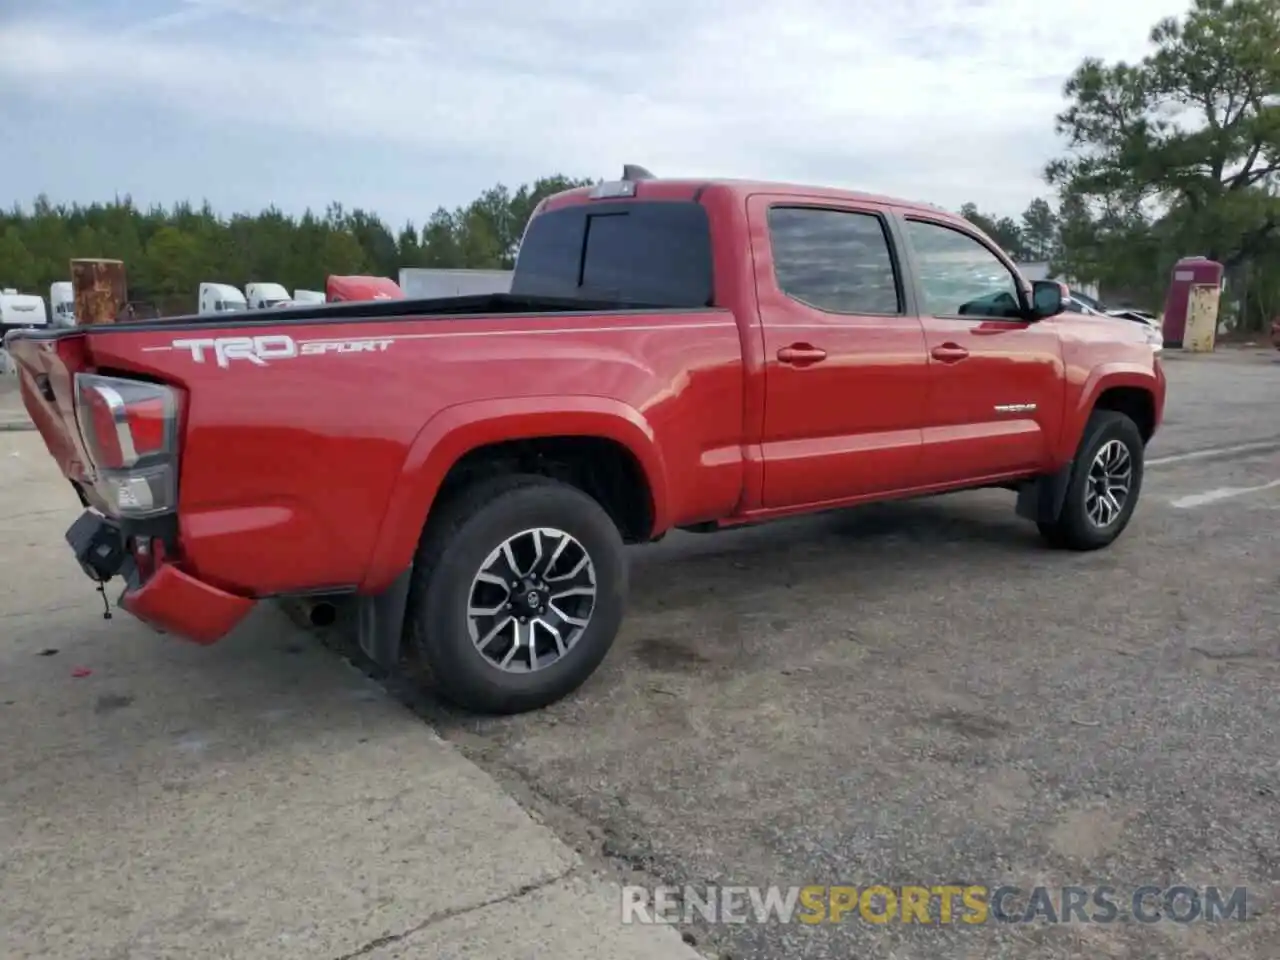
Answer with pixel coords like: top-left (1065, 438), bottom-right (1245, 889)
top-left (3, 293), bottom-right (694, 344)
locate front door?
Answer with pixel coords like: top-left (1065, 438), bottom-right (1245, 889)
top-left (898, 216), bottom-right (1065, 484)
top-left (752, 197), bottom-right (931, 508)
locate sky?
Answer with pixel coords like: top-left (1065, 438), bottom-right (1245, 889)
top-left (0, 0), bottom-right (1188, 228)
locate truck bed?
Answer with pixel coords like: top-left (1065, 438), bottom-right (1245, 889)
top-left (5, 302), bottom-right (747, 600)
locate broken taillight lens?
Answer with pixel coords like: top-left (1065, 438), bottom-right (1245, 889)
top-left (73, 374), bottom-right (181, 518)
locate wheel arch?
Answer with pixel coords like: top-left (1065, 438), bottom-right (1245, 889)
top-left (1068, 365), bottom-right (1159, 453)
top-left (359, 396), bottom-right (669, 593)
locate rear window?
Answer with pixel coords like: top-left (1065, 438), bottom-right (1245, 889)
top-left (511, 200), bottom-right (713, 308)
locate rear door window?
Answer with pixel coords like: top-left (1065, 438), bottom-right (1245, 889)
top-left (766, 206), bottom-right (902, 315)
top-left (512, 201), bottom-right (713, 307)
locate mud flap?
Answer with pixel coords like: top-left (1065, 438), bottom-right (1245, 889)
top-left (1015, 462), bottom-right (1074, 524)
top-left (356, 567), bottom-right (412, 669)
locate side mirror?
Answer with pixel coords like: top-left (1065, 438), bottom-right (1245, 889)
top-left (1030, 280), bottom-right (1068, 319)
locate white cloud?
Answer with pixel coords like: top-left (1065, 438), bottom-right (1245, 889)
top-left (0, 0), bottom-right (1187, 215)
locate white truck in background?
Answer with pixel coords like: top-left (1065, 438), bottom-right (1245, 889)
top-left (50, 281), bottom-right (76, 327)
top-left (0, 289), bottom-right (49, 375)
top-left (0, 289), bottom-right (48, 331)
top-left (198, 282), bottom-right (249, 315)
top-left (245, 282), bottom-right (291, 309)
top-left (292, 289), bottom-right (325, 304)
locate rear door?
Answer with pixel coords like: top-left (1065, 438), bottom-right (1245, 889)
top-left (895, 214), bottom-right (1064, 484)
top-left (750, 196), bottom-right (930, 508)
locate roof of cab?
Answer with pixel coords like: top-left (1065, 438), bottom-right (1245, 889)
top-left (542, 176), bottom-right (960, 221)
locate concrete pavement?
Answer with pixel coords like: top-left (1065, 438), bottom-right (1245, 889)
top-left (4, 345), bottom-right (1279, 960)
top-left (0, 431), bottom-right (700, 958)
top-left (0, 375), bottom-right (31, 430)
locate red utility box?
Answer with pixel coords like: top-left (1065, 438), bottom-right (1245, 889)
top-left (1160, 257), bottom-right (1223, 349)
top-left (326, 275), bottom-right (405, 303)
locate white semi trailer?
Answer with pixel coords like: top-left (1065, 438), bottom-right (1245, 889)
top-left (398, 268), bottom-right (512, 299)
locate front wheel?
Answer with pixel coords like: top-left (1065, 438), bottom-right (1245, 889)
top-left (1037, 410), bottom-right (1145, 551)
top-left (407, 474), bottom-right (627, 714)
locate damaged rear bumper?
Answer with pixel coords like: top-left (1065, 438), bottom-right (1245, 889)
top-left (65, 509), bottom-right (255, 644)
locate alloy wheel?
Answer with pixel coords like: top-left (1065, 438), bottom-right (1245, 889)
top-left (1085, 438), bottom-right (1132, 528)
top-left (466, 527), bottom-right (597, 673)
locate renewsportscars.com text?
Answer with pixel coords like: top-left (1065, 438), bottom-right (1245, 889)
top-left (621, 884), bottom-right (1248, 925)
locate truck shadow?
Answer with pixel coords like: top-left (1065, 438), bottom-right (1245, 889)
top-left (387, 491), bottom-right (1062, 725)
top-left (627, 493), bottom-right (1042, 613)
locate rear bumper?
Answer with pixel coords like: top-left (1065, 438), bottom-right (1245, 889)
top-left (66, 510), bottom-right (254, 644)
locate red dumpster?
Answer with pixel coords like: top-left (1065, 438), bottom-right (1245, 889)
top-left (1160, 257), bottom-right (1223, 349)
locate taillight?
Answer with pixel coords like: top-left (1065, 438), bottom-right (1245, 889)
top-left (74, 374), bottom-right (180, 518)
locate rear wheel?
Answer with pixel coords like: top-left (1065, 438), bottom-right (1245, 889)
top-left (1037, 410), bottom-right (1144, 551)
top-left (407, 474), bottom-right (627, 714)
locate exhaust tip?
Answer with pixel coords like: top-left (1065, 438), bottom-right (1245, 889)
top-left (309, 602), bottom-right (337, 628)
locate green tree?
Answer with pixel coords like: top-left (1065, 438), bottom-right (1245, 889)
top-left (0, 226), bottom-right (38, 289)
top-left (456, 205), bottom-right (506, 268)
top-left (319, 229), bottom-right (370, 276)
top-left (143, 226), bottom-right (204, 297)
top-left (397, 222), bottom-right (421, 267)
top-left (419, 208), bottom-right (465, 267)
top-left (346, 210), bottom-right (399, 277)
top-left (1020, 198), bottom-right (1059, 261)
top-left (0, 172), bottom-right (591, 309)
top-left (1046, 0), bottom-right (1280, 318)
top-left (960, 203), bottom-right (1028, 259)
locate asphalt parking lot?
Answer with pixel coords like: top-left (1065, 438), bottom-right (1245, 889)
top-left (410, 348), bottom-right (1280, 960)
top-left (2, 348), bottom-right (1278, 959)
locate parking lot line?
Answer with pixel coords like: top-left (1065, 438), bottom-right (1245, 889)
top-left (1148, 438), bottom-right (1280, 467)
top-left (1169, 479), bottom-right (1280, 509)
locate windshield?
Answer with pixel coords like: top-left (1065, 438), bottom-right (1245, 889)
top-left (220, 300), bottom-right (246, 312)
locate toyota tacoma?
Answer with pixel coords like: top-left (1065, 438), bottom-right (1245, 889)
top-left (5, 167), bottom-right (1166, 714)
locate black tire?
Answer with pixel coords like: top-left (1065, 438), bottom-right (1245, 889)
top-left (407, 474), bottom-right (627, 714)
top-left (1037, 410), bottom-right (1145, 551)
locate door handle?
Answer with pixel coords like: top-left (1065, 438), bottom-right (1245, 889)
top-left (777, 344), bottom-right (828, 366)
top-left (930, 343), bottom-right (969, 363)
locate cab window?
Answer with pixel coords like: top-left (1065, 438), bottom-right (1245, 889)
top-left (904, 219), bottom-right (1024, 320)
top-left (766, 206), bottom-right (902, 315)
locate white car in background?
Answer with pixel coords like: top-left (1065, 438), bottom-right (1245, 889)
top-left (1064, 290), bottom-right (1164, 350)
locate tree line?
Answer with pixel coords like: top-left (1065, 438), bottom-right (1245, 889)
top-left (1, 0), bottom-right (1276, 327)
top-left (0, 175), bottom-right (590, 313)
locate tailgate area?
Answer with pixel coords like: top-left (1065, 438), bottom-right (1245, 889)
top-left (4, 331), bottom-right (93, 483)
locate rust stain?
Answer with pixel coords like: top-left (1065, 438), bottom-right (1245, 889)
top-left (70, 259), bottom-right (128, 326)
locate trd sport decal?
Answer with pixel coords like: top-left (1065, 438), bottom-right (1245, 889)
top-left (169, 335), bottom-right (394, 367)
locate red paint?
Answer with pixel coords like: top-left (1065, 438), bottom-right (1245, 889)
top-left (6, 177), bottom-right (1165, 648)
top-left (120, 561), bottom-right (256, 643)
top-left (1160, 257), bottom-right (1223, 347)
top-left (326, 275), bottom-right (404, 302)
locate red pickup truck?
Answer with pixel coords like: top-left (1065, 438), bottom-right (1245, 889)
top-left (6, 168), bottom-right (1165, 714)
